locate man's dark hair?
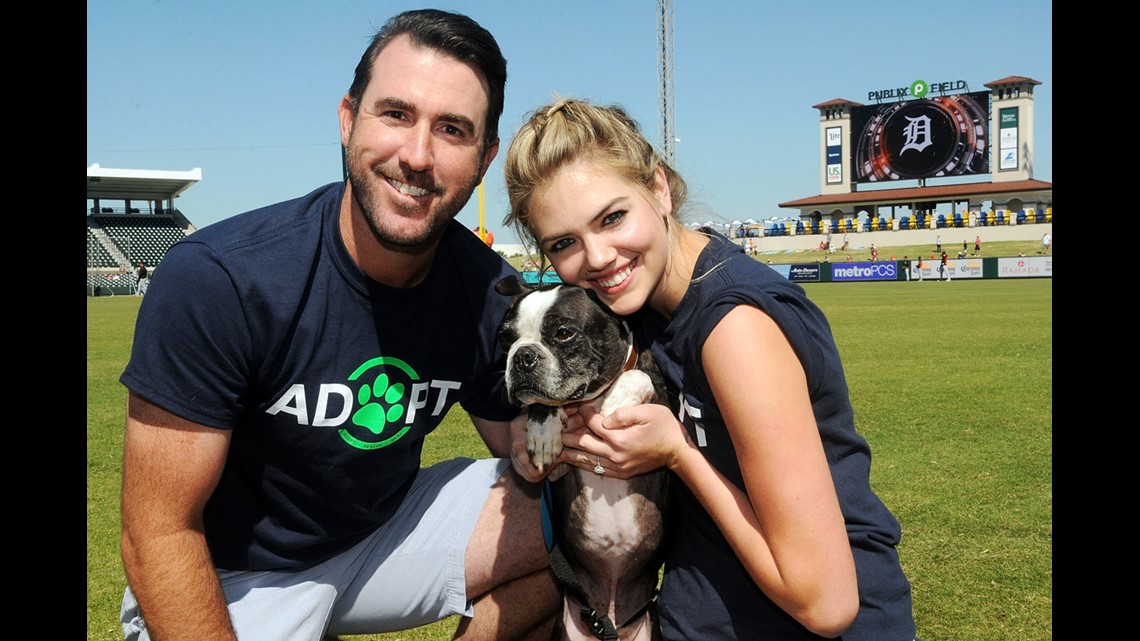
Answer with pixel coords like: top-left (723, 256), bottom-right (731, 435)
top-left (346, 9), bottom-right (507, 147)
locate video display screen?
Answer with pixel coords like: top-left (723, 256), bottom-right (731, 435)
top-left (850, 91), bottom-right (990, 183)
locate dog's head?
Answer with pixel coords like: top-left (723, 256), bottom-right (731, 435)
top-left (495, 275), bottom-right (632, 407)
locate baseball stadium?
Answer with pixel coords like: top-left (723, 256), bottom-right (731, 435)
top-left (86, 74), bottom-right (1050, 293)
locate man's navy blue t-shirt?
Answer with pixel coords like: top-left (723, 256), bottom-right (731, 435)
top-left (121, 182), bottom-right (520, 571)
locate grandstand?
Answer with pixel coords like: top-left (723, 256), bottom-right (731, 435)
top-left (86, 164), bottom-right (201, 296)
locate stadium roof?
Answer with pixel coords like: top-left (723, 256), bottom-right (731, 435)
top-left (778, 179), bottom-right (1053, 211)
top-left (87, 164), bottom-right (202, 203)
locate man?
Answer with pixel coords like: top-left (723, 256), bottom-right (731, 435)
top-left (134, 261), bottom-right (148, 296)
top-left (118, 10), bottom-right (558, 641)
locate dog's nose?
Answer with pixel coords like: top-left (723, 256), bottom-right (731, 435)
top-left (513, 345), bottom-right (541, 372)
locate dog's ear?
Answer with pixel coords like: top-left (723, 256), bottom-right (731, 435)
top-left (495, 275), bottom-right (532, 297)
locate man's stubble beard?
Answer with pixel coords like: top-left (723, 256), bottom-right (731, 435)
top-left (346, 143), bottom-right (484, 249)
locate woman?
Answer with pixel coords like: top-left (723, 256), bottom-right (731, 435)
top-left (503, 98), bottom-right (917, 640)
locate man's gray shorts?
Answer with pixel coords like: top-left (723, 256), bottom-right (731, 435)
top-left (121, 457), bottom-right (511, 641)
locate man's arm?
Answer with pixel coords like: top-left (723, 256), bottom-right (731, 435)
top-left (120, 392), bottom-right (236, 640)
top-left (470, 415), bottom-right (514, 459)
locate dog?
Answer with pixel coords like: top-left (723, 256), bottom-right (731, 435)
top-left (495, 275), bottom-right (673, 641)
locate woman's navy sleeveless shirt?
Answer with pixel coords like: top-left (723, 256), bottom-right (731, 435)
top-left (637, 232), bottom-right (916, 640)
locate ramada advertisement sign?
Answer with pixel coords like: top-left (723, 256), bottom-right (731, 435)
top-left (850, 91), bottom-right (991, 183)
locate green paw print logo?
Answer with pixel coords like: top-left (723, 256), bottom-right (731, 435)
top-left (339, 356), bottom-right (419, 450)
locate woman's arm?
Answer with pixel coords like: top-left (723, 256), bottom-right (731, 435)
top-left (693, 304), bottom-right (858, 636)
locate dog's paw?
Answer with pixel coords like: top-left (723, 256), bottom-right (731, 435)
top-left (527, 410), bottom-right (564, 473)
top-left (599, 369), bottom-right (656, 415)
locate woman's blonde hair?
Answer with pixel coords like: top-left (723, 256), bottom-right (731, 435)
top-left (503, 98), bottom-right (688, 263)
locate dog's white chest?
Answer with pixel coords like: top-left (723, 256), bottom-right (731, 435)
top-left (573, 474), bottom-right (650, 562)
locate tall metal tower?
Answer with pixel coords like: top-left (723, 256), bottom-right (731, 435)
top-left (657, 0), bottom-right (675, 165)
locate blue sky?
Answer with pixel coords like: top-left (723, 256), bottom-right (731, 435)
top-left (87, 1), bottom-right (1052, 244)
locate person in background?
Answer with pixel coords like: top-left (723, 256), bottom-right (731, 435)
top-left (472, 224), bottom-right (495, 247)
top-left (134, 262), bottom-right (148, 297)
top-left (974, 234), bottom-right (981, 255)
top-left (916, 255), bottom-right (924, 281)
top-left (940, 250), bottom-right (951, 281)
top-left (902, 256), bottom-right (911, 281)
top-left (117, 10), bottom-right (559, 641)
top-left (502, 98), bottom-right (917, 641)
top-left (1041, 231), bottom-right (1051, 254)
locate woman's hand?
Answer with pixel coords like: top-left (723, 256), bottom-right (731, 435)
top-left (561, 402), bottom-right (688, 479)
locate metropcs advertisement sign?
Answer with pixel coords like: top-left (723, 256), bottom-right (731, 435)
top-left (831, 262), bottom-right (897, 282)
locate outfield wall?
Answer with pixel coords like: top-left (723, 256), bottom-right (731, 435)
top-left (769, 255), bottom-right (1052, 283)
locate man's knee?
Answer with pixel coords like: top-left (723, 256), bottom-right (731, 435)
top-left (465, 470), bottom-right (548, 595)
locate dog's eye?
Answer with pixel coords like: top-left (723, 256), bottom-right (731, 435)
top-left (499, 327), bottom-right (517, 345)
top-left (554, 327), bottom-right (576, 342)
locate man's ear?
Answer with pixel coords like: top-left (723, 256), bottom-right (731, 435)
top-left (478, 138), bottom-right (500, 183)
top-left (337, 95), bottom-right (355, 149)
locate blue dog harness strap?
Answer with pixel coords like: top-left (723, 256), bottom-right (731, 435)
top-left (541, 479), bottom-right (556, 552)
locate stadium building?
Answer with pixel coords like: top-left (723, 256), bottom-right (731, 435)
top-left (86, 164), bottom-right (200, 296)
top-left (774, 75), bottom-right (1051, 237)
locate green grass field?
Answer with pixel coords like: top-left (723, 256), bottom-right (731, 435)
top-left (87, 277), bottom-right (1052, 641)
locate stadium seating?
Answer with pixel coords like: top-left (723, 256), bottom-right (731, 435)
top-left (93, 214), bottom-right (187, 267)
top-left (87, 229), bottom-right (118, 268)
